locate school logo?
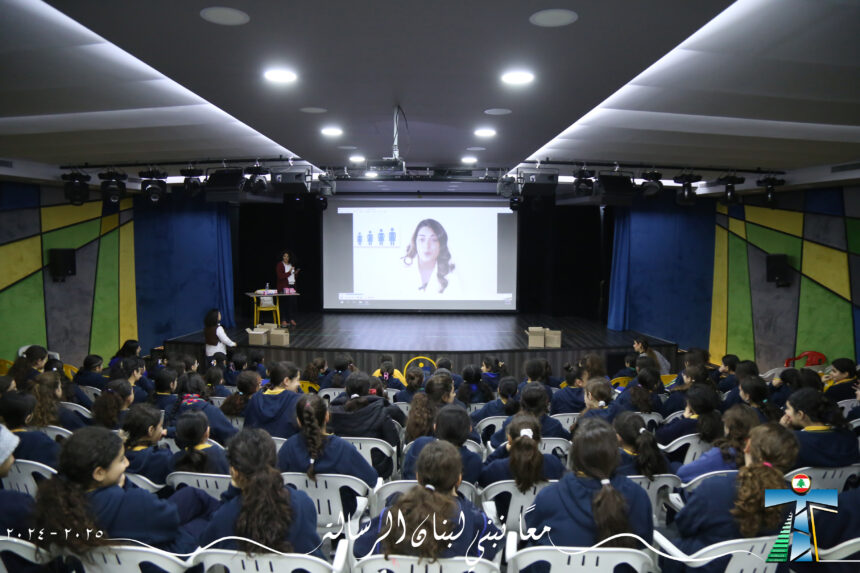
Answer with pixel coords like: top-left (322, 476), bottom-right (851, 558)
top-left (764, 475), bottom-right (838, 562)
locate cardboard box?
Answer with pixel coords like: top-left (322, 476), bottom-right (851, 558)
top-left (526, 328), bottom-right (545, 348)
top-left (246, 328), bottom-right (268, 345)
top-left (545, 329), bottom-right (562, 348)
top-left (269, 328), bottom-right (290, 346)
top-left (527, 326), bottom-right (546, 334)
top-left (258, 323), bottom-right (278, 332)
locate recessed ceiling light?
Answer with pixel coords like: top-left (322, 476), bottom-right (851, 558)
top-left (529, 9), bottom-right (578, 27)
top-left (300, 107), bottom-right (327, 114)
top-left (321, 126), bottom-right (343, 137)
top-left (467, 147), bottom-right (485, 151)
top-left (338, 145), bottom-right (357, 150)
top-left (475, 128), bottom-right (496, 138)
top-left (349, 155), bottom-right (365, 163)
top-left (263, 69), bottom-right (297, 83)
top-left (484, 108), bottom-right (512, 115)
top-left (462, 156), bottom-right (478, 165)
top-left (365, 171), bottom-right (378, 178)
top-left (200, 6), bottom-right (250, 26)
top-left (501, 71), bottom-right (534, 85)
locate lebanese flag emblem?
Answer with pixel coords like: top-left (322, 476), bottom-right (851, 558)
top-left (791, 474), bottom-right (812, 494)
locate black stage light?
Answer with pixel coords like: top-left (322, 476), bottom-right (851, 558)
top-left (243, 165), bottom-right (270, 194)
top-left (673, 173), bottom-right (701, 206)
top-left (509, 196), bottom-right (522, 211)
top-left (139, 169), bottom-right (168, 204)
top-left (640, 170), bottom-right (663, 197)
top-left (717, 175), bottom-right (745, 204)
top-left (61, 172), bottom-right (91, 206)
top-left (757, 176), bottom-right (785, 209)
top-left (98, 170), bottom-right (128, 204)
top-left (573, 168), bottom-right (595, 196)
top-left (315, 195), bottom-right (328, 210)
top-left (180, 167), bottom-right (204, 195)
top-left (496, 176), bottom-right (518, 198)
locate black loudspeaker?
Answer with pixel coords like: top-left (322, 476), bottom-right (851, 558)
top-left (48, 248), bottom-right (76, 282)
top-left (766, 254), bottom-right (791, 287)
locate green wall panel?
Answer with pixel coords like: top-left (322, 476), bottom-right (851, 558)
top-left (746, 222), bottom-right (803, 270)
top-left (41, 219), bottom-right (101, 264)
top-left (726, 233), bottom-right (756, 359)
top-left (0, 272), bottom-right (46, 361)
top-left (89, 231), bottom-right (119, 360)
top-left (845, 218), bottom-right (860, 255)
top-left (795, 277), bottom-right (854, 361)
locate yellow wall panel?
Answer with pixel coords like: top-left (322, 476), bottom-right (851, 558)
top-left (41, 201), bottom-right (102, 233)
top-left (0, 236), bottom-right (43, 291)
top-left (119, 222), bottom-right (138, 344)
top-left (728, 218), bottom-right (746, 239)
top-left (101, 214), bottom-right (118, 235)
top-left (716, 203), bottom-right (728, 215)
top-left (802, 241), bottom-right (851, 299)
top-left (744, 205), bottom-right (803, 237)
top-left (119, 198), bottom-right (133, 211)
top-left (709, 226), bottom-right (728, 361)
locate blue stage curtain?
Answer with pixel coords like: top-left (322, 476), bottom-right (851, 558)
top-left (607, 207), bottom-right (631, 331)
top-left (214, 205), bottom-right (235, 328)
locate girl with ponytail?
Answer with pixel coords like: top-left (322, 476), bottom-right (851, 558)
top-left (471, 376), bottom-right (520, 425)
top-left (204, 366), bottom-right (231, 398)
top-left (490, 383), bottom-right (570, 448)
top-left (402, 405), bottom-right (483, 483)
top-left (480, 356), bottom-right (508, 391)
top-left (661, 364), bottom-right (711, 417)
top-left (657, 384), bottom-right (723, 447)
top-left (550, 364), bottom-right (587, 414)
top-left (738, 376), bottom-right (780, 423)
top-left (676, 404), bottom-right (760, 483)
top-left (121, 404), bottom-right (174, 484)
top-left (220, 370), bottom-right (259, 417)
top-left (613, 411), bottom-right (669, 480)
top-left (92, 379), bottom-right (133, 430)
top-left (354, 440), bottom-right (501, 562)
top-left (174, 373), bottom-right (238, 445)
top-left (781, 387), bottom-right (860, 468)
top-left (173, 410), bottom-right (230, 474)
top-left (662, 423), bottom-right (799, 573)
top-left (320, 353), bottom-right (354, 389)
top-left (456, 364), bottom-right (494, 405)
top-left (30, 371), bottom-right (88, 431)
top-left (8, 345), bottom-right (48, 389)
top-left (199, 428), bottom-right (322, 556)
top-left (394, 367), bottom-right (425, 403)
top-left (616, 367), bottom-right (662, 415)
top-left (404, 372), bottom-right (455, 442)
top-left (580, 379), bottom-right (618, 423)
top-left (525, 417), bottom-right (652, 553)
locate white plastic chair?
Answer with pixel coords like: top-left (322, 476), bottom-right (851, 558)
top-left (627, 474), bottom-right (682, 526)
top-left (370, 479), bottom-right (480, 516)
top-left (538, 437), bottom-right (571, 462)
top-left (224, 385), bottom-right (239, 395)
top-left (59, 401), bottom-right (93, 419)
top-left (468, 402), bottom-right (487, 413)
top-left (0, 459), bottom-right (56, 497)
top-left (663, 410), bottom-right (684, 424)
top-left (660, 433), bottom-right (710, 465)
top-left (384, 388), bottom-right (399, 402)
top-left (210, 395), bottom-right (227, 407)
top-left (838, 399), bottom-right (858, 417)
top-left (191, 538), bottom-right (347, 573)
top-left (318, 388), bottom-right (344, 403)
top-left (667, 470), bottom-right (738, 512)
top-left (639, 411), bottom-right (664, 430)
top-left (480, 480), bottom-right (554, 530)
top-left (818, 537), bottom-right (860, 560)
top-left (550, 412), bottom-right (579, 429)
top-left (340, 437), bottom-right (398, 478)
top-left (457, 480), bottom-right (479, 504)
top-left (353, 554), bottom-right (500, 573)
top-left (506, 531), bottom-right (657, 573)
top-left (272, 436), bottom-right (287, 452)
top-left (463, 439), bottom-right (486, 461)
top-left (80, 385), bottom-right (102, 402)
top-left (395, 401), bottom-right (411, 415)
top-left (281, 472), bottom-right (371, 536)
top-left (69, 543), bottom-right (191, 573)
top-left (227, 415), bottom-right (244, 430)
top-left (476, 416), bottom-right (508, 442)
top-left (785, 465), bottom-right (860, 493)
top-left (31, 425), bottom-right (72, 441)
top-left (166, 471), bottom-right (232, 500)
top-left (0, 538), bottom-right (54, 573)
top-left (157, 437), bottom-right (181, 453)
top-left (125, 472), bottom-right (165, 493)
top-left (760, 367), bottom-right (782, 382)
top-left (207, 438), bottom-right (225, 450)
top-left (654, 531), bottom-right (779, 572)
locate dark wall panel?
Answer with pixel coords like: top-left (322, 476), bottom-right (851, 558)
top-left (45, 240), bottom-right (98, 366)
top-left (0, 208), bottom-right (39, 245)
top-left (747, 244), bottom-right (799, 369)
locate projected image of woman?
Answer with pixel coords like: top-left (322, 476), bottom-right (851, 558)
top-left (402, 219), bottom-right (456, 294)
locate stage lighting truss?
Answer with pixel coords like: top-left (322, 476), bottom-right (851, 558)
top-left (242, 164), bottom-right (270, 194)
top-left (673, 173), bottom-right (702, 205)
top-left (496, 176), bottom-right (519, 199)
top-left (640, 170), bottom-right (663, 197)
top-left (757, 176), bottom-right (785, 209)
top-left (180, 167), bottom-right (204, 195)
top-left (139, 168), bottom-right (168, 204)
top-left (61, 171), bottom-right (92, 206)
top-left (717, 174), bottom-right (745, 204)
top-left (573, 168), bottom-right (595, 196)
top-left (98, 170), bottom-right (128, 204)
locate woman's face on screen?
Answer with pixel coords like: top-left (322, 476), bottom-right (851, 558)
top-left (416, 226), bottom-right (440, 263)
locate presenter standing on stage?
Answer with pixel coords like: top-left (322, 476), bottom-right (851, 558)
top-left (276, 250), bottom-right (299, 327)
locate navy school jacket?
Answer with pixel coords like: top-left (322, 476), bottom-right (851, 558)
top-left (550, 386), bottom-right (585, 415)
top-left (660, 390), bottom-right (688, 417)
top-left (394, 387), bottom-right (420, 403)
top-left (810, 487), bottom-right (860, 557)
top-left (517, 381), bottom-right (554, 403)
top-left (0, 489), bottom-right (34, 537)
top-left (319, 369), bottom-right (351, 390)
top-left (489, 414), bottom-right (571, 449)
top-left (613, 387), bottom-right (663, 415)
top-left (176, 397), bottom-right (238, 446)
top-left (401, 436), bottom-right (483, 484)
top-left (198, 484), bottom-right (323, 558)
top-left (676, 446), bottom-right (737, 483)
top-left (655, 416), bottom-right (698, 446)
top-left (767, 382), bottom-right (791, 409)
top-left (824, 378), bottom-right (857, 403)
top-left (353, 492), bottom-right (502, 562)
top-left (470, 398), bottom-right (511, 424)
top-left (717, 374), bottom-right (738, 393)
top-left (615, 447), bottom-right (671, 479)
top-left (720, 387), bottom-right (744, 411)
top-left (481, 371), bottom-right (500, 391)
top-left (580, 405), bottom-right (620, 424)
top-left (73, 369), bottom-right (109, 390)
top-left (172, 443), bottom-right (230, 475)
top-left (240, 387), bottom-right (300, 439)
top-left (612, 367), bottom-right (637, 381)
top-left (11, 429), bottom-right (60, 469)
top-left (125, 444), bottom-right (176, 484)
top-left (152, 393), bottom-right (178, 420)
top-left (329, 396), bottom-right (400, 478)
top-left (58, 407), bottom-right (90, 432)
top-left (68, 383), bottom-right (93, 410)
top-left (793, 427), bottom-right (860, 469)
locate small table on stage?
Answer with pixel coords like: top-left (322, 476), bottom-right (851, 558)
top-left (245, 292), bottom-right (300, 325)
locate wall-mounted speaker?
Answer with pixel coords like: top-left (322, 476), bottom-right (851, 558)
top-left (48, 248), bottom-right (76, 282)
top-left (766, 254), bottom-right (791, 287)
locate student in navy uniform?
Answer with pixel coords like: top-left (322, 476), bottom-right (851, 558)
top-left (44, 358), bottom-right (92, 410)
top-left (114, 356), bottom-right (150, 404)
top-left (720, 360), bottom-right (760, 411)
top-left (394, 367), bottom-right (424, 403)
top-left (541, 359), bottom-right (564, 388)
top-left (480, 356), bottom-right (507, 391)
top-left (714, 354), bottom-right (739, 392)
top-left (242, 361), bottom-right (302, 439)
top-left (173, 410), bottom-right (230, 474)
top-left (73, 354), bottom-right (109, 391)
top-left (405, 372), bottom-right (455, 442)
top-left (822, 357), bottom-right (858, 403)
top-left (738, 375), bottom-right (779, 423)
top-left (173, 374), bottom-right (238, 446)
top-left (223, 352), bottom-right (246, 387)
top-left (204, 366), bottom-right (232, 398)
top-left (579, 379), bottom-right (619, 424)
top-left (490, 384), bottom-right (571, 449)
top-left (767, 367), bottom-right (821, 410)
top-left (219, 370), bottom-right (260, 419)
top-left (0, 425), bottom-right (34, 533)
top-left (91, 379), bottom-right (134, 430)
top-left (246, 349), bottom-right (267, 380)
top-left (456, 364), bottom-right (494, 405)
top-left (108, 339), bottom-right (141, 370)
top-left (657, 384), bottom-right (723, 449)
top-left (614, 367), bottom-right (662, 416)
top-left (7, 345), bottom-right (48, 391)
top-left (612, 353), bottom-right (638, 381)
top-left (676, 404), bottom-right (759, 483)
top-left (0, 391), bottom-right (60, 468)
top-left (122, 403), bottom-right (174, 484)
top-left (661, 364), bottom-right (711, 417)
top-left (149, 367), bottom-right (179, 422)
top-left (319, 353), bottom-right (355, 389)
top-left (613, 411), bottom-right (669, 479)
top-left (806, 486), bottom-right (860, 566)
top-left (354, 440), bottom-right (502, 562)
top-left (402, 405), bottom-right (483, 484)
top-left (436, 357), bottom-right (464, 388)
top-left (329, 372), bottom-right (401, 478)
top-left (661, 423), bottom-right (799, 573)
top-left (471, 376), bottom-right (520, 425)
top-left (780, 387), bottom-right (860, 468)
top-left (518, 359), bottom-right (554, 403)
top-left (29, 371), bottom-right (89, 431)
top-left (524, 417), bottom-right (653, 569)
top-left (32, 426), bottom-right (216, 556)
top-left (634, 337), bottom-right (671, 375)
top-left (278, 393), bottom-right (377, 517)
top-left (550, 365), bottom-right (586, 415)
top-left (368, 376), bottom-right (406, 426)
top-left (479, 414), bottom-right (565, 524)
top-left (199, 428), bottom-right (323, 556)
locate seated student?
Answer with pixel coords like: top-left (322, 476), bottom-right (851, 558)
top-left (44, 358), bottom-right (91, 410)
top-left (436, 357), bottom-right (465, 388)
top-left (172, 374), bottom-right (237, 446)
top-left (634, 337), bottom-right (671, 375)
top-left (550, 365), bottom-right (586, 415)
top-left (149, 368), bottom-right (179, 422)
top-left (368, 376), bottom-right (406, 426)
top-left (524, 417), bottom-right (652, 563)
top-left (613, 411), bottom-right (669, 479)
top-left (714, 354), bottom-right (740, 392)
top-left (246, 349), bottom-right (267, 380)
top-left (330, 372), bottom-right (401, 478)
top-left (661, 423), bottom-right (799, 573)
top-left (0, 375), bottom-right (14, 396)
top-left (7, 345), bottom-right (48, 391)
top-left (805, 486), bottom-right (860, 567)
top-left (113, 356), bottom-right (150, 404)
top-left (0, 425), bottom-right (34, 536)
top-left (354, 440), bottom-right (501, 562)
top-left (220, 370), bottom-right (260, 419)
top-left (29, 371), bottom-right (88, 431)
top-left (204, 365), bottom-right (232, 398)
top-left (471, 376), bottom-right (520, 425)
top-left (108, 339), bottom-right (141, 370)
top-left (676, 404), bottom-right (760, 483)
top-left (540, 359), bottom-right (563, 389)
top-left (847, 384), bottom-right (860, 422)
top-left (579, 352), bottom-right (608, 381)
top-left (780, 387), bottom-right (860, 469)
top-left (738, 376), bottom-right (780, 423)
top-left (278, 393), bottom-right (377, 516)
top-left (614, 367), bottom-right (663, 415)
top-left (0, 391), bottom-right (60, 468)
top-left (33, 426), bottom-right (216, 556)
top-left (223, 352), bottom-right (245, 387)
top-left (480, 356), bottom-right (508, 392)
top-left (402, 405), bottom-right (483, 484)
top-left (92, 379), bottom-right (134, 430)
top-left (479, 414), bottom-right (565, 523)
top-left (394, 367), bottom-right (424, 404)
top-left (661, 364), bottom-right (711, 417)
top-left (518, 359), bottom-right (554, 403)
top-left (456, 364), bottom-right (495, 405)
top-left (173, 410), bottom-right (230, 475)
top-left (122, 404), bottom-right (174, 484)
top-left (490, 384), bottom-right (571, 449)
top-left (612, 353), bottom-right (638, 381)
top-left (311, 356), bottom-right (330, 386)
top-left (199, 428), bottom-right (322, 556)
top-left (767, 367), bottom-right (822, 409)
top-left (242, 362), bottom-right (304, 439)
top-left (721, 360), bottom-right (760, 410)
top-left (319, 353), bottom-right (355, 389)
top-left (405, 373), bottom-right (456, 443)
top-left (657, 384), bottom-right (723, 449)
top-left (822, 357), bottom-right (857, 403)
top-left (374, 360), bottom-right (405, 390)
top-left (579, 379), bottom-right (620, 424)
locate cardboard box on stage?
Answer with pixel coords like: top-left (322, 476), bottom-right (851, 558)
top-left (526, 327), bottom-right (546, 348)
top-left (269, 328), bottom-right (290, 346)
top-left (246, 328), bottom-right (268, 345)
top-left (258, 323), bottom-right (278, 332)
top-left (545, 329), bottom-right (562, 348)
